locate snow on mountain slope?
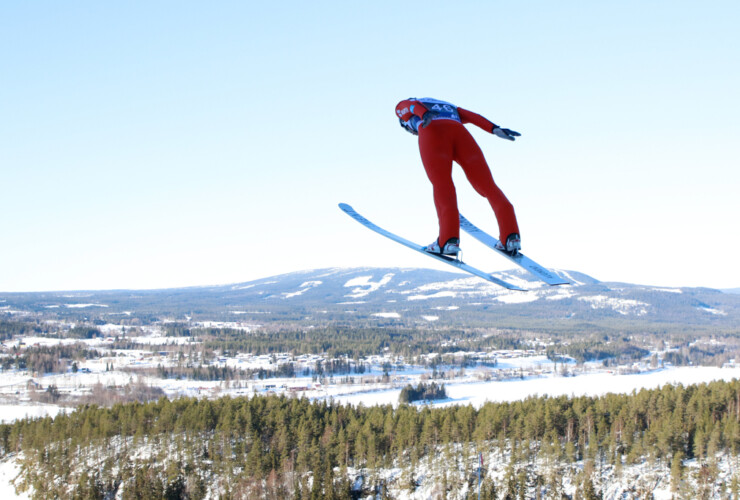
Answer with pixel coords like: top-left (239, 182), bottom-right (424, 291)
top-left (578, 295), bottom-right (650, 316)
top-left (283, 280), bottom-right (323, 298)
top-left (2, 267), bottom-right (738, 327)
top-left (343, 273), bottom-right (395, 298)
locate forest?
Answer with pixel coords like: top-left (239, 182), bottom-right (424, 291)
top-left (2, 379), bottom-right (740, 499)
top-left (2, 275), bottom-right (740, 497)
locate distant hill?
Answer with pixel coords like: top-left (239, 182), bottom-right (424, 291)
top-left (2, 267), bottom-right (739, 334)
top-left (722, 288), bottom-right (740, 295)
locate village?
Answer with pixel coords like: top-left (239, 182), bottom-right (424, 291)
top-left (5, 318), bottom-right (734, 425)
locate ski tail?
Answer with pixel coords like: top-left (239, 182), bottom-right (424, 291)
top-left (459, 214), bottom-right (570, 286)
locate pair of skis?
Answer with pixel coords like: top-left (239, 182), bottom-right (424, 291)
top-left (338, 203), bottom-right (568, 291)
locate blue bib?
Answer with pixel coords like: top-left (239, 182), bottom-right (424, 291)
top-left (418, 98), bottom-right (461, 122)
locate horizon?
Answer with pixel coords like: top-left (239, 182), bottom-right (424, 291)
top-left (2, 2), bottom-right (739, 292)
top-left (1, 265), bottom-right (738, 294)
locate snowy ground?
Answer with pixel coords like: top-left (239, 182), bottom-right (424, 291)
top-left (0, 404), bottom-right (64, 424)
top-left (2, 336), bottom-right (740, 422)
top-left (0, 456), bottom-right (29, 500)
top-left (3, 332), bottom-right (740, 498)
top-left (2, 359), bottom-right (740, 499)
top-left (322, 365), bottom-right (740, 408)
top-left (3, 365), bottom-right (739, 424)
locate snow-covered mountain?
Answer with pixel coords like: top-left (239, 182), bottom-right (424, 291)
top-left (2, 267), bottom-right (738, 331)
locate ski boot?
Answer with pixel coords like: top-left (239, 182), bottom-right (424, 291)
top-left (424, 237), bottom-right (461, 257)
top-left (495, 233), bottom-right (521, 256)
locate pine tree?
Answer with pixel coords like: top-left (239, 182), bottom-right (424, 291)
top-left (670, 451), bottom-right (684, 494)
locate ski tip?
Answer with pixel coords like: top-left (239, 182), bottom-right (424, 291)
top-left (338, 202), bottom-right (352, 211)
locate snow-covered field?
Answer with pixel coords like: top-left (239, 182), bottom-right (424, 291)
top-left (3, 362), bottom-right (739, 424)
top-left (326, 365), bottom-right (740, 408)
top-left (0, 404), bottom-right (64, 424)
top-left (3, 330), bottom-right (740, 420)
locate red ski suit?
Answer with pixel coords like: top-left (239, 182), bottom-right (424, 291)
top-left (395, 98), bottom-right (519, 247)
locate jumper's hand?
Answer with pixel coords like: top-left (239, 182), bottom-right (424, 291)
top-left (421, 112), bottom-right (436, 128)
top-left (493, 127), bottom-right (521, 141)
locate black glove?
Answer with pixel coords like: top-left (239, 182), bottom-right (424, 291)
top-left (421, 111), bottom-right (436, 128)
top-left (492, 127), bottom-right (521, 141)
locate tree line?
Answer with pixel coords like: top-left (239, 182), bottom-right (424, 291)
top-left (2, 379), bottom-right (740, 498)
top-left (1, 344), bottom-right (97, 374)
top-left (0, 320), bottom-right (47, 340)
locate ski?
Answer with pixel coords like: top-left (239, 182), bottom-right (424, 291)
top-left (459, 214), bottom-right (570, 286)
top-left (339, 203), bottom-right (527, 291)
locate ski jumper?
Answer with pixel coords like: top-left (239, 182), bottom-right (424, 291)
top-left (395, 98), bottom-right (519, 247)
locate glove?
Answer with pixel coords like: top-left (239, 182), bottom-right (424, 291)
top-left (492, 127), bottom-right (521, 141)
top-left (421, 111), bottom-right (436, 128)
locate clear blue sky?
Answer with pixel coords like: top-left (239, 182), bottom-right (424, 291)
top-left (2, 1), bottom-right (739, 292)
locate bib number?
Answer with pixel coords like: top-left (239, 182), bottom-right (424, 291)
top-left (425, 102), bottom-right (460, 121)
